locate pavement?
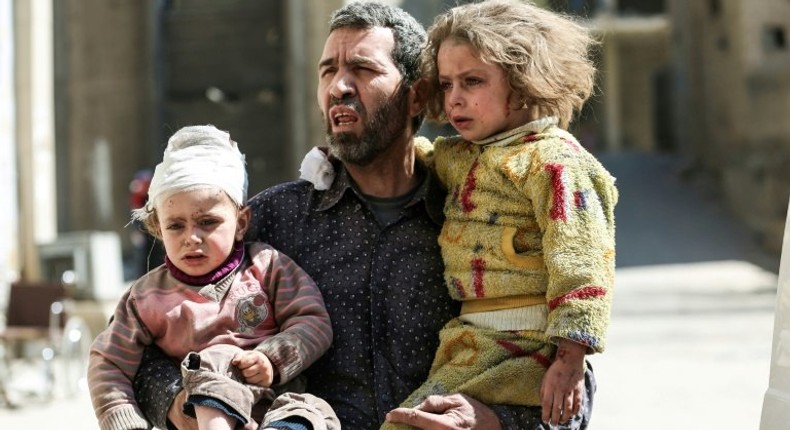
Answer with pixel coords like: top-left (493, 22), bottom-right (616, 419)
top-left (0, 151), bottom-right (784, 429)
top-left (593, 152), bottom-right (780, 429)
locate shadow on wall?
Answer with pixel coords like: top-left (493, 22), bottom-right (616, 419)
top-left (598, 151), bottom-right (780, 273)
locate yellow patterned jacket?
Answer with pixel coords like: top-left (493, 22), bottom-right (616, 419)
top-left (423, 117), bottom-right (618, 353)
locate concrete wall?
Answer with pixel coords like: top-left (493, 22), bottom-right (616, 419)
top-left (0, 0), bottom-right (17, 284)
top-left (49, 0), bottom-right (347, 266)
top-left (53, 0), bottom-right (155, 238)
top-left (669, 0), bottom-right (790, 253)
top-left (617, 30), bottom-right (671, 151)
top-left (15, 0), bottom-right (57, 280)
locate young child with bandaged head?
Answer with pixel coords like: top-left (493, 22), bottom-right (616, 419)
top-left (88, 125), bottom-right (339, 430)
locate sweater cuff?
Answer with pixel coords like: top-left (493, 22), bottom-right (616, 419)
top-left (256, 333), bottom-right (304, 384)
top-left (99, 405), bottom-right (150, 430)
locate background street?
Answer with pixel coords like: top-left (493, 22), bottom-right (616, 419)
top-left (594, 152), bottom-right (780, 429)
top-left (0, 151), bottom-right (784, 429)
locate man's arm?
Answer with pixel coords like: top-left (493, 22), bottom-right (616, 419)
top-left (133, 344), bottom-right (182, 430)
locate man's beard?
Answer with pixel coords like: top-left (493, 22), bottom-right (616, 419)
top-left (325, 85), bottom-right (410, 167)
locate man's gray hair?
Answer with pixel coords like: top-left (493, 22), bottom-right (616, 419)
top-left (329, 2), bottom-right (426, 88)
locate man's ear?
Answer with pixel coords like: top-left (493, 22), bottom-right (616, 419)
top-left (408, 78), bottom-right (428, 118)
top-left (235, 206), bottom-right (252, 241)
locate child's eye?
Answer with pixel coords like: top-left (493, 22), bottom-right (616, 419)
top-left (166, 222), bottom-right (183, 231)
top-left (199, 218), bottom-right (219, 227)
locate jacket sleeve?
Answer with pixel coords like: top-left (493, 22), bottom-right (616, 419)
top-left (522, 138), bottom-right (618, 353)
top-left (252, 245), bottom-right (333, 384)
top-left (88, 288), bottom-right (154, 430)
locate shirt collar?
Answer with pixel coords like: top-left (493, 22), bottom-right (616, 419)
top-left (316, 158), bottom-right (353, 212)
top-left (316, 158), bottom-right (444, 226)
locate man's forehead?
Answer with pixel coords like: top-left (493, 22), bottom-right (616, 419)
top-left (321, 26), bottom-right (395, 62)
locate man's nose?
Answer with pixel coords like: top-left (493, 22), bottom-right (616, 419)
top-left (329, 72), bottom-right (356, 99)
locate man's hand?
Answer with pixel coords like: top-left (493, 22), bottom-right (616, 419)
top-left (385, 393), bottom-right (502, 430)
top-left (539, 339), bottom-right (587, 426)
top-left (232, 350), bottom-right (275, 387)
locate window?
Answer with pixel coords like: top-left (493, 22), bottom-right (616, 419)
top-left (764, 26), bottom-right (787, 53)
top-left (709, 0), bottom-right (721, 17)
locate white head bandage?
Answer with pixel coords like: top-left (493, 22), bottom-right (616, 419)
top-left (132, 125), bottom-right (247, 222)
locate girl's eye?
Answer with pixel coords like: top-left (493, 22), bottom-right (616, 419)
top-left (166, 223), bottom-right (183, 231)
top-left (199, 219), bottom-right (219, 227)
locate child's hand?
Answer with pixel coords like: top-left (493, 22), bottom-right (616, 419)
top-left (539, 339), bottom-right (587, 426)
top-left (232, 350), bottom-right (275, 387)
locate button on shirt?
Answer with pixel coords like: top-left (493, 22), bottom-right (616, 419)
top-left (246, 160), bottom-right (458, 429)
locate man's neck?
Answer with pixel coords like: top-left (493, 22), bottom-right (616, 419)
top-left (344, 137), bottom-right (418, 198)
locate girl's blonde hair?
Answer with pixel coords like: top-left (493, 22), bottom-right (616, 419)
top-left (422, 0), bottom-right (598, 129)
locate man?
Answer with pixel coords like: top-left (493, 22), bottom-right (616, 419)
top-left (245, 3), bottom-right (507, 428)
top-left (135, 3), bottom-right (592, 429)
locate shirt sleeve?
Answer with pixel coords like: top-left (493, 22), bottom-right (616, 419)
top-left (88, 288), bottom-right (153, 430)
top-left (522, 138), bottom-right (618, 353)
top-left (252, 245), bottom-right (333, 384)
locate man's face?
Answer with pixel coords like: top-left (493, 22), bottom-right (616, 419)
top-left (317, 27), bottom-right (412, 166)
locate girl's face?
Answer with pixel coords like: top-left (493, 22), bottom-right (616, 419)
top-left (437, 40), bottom-right (533, 141)
top-left (156, 188), bottom-right (249, 277)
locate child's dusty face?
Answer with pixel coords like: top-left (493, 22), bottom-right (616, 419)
top-left (437, 40), bottom-right (533, 141)
top-left (156, 188), bottom-right (248, 278)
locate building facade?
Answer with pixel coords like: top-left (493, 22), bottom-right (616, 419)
top-left (2, 0), bottom-right (788, 291)
top-left (669, 0), bottom-right (790, 253)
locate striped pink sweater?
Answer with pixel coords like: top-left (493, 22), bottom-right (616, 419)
top-left (88, 242), bottom-right (332, 430)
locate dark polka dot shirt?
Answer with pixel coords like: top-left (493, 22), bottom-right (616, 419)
top-left (246, 160), bottom-right (458, 429)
